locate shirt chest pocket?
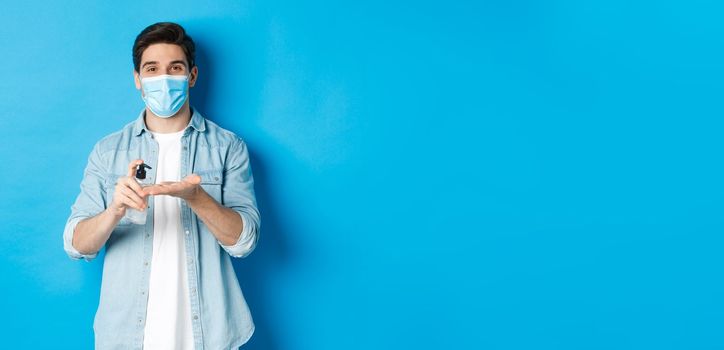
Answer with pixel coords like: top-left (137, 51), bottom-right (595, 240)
top-left (198, 168), bottom-right (223, 203)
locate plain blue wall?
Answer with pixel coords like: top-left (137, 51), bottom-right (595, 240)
top-left (1, 0), bottom-right (722, 349)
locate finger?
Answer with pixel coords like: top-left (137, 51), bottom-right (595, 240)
top-left (119, 192), bottom-right (145, 211)
top-left (143, 184), bottom-right (169, 196)
top-left (121, 186), bottom-right (146, 209)
top-left (123, 176), bottom-right (147, 197)
top-left (127, 159), bottom-right (144, 177)
top-left (143, 186), bottom-right (155, 196)
top-left (120, 186), bottom-right (146, 209)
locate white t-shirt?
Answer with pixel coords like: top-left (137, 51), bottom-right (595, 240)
top-left (143, 129), bottom-right (195, 349)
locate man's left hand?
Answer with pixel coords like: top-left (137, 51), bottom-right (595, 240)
top-left (143, 174), bottom-right (202, 201)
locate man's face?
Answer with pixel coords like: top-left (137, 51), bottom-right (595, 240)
top-left (134, 43), bottom-right (198, 92)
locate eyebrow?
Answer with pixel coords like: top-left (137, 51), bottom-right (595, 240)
top-left (141, 61), bottom-right (158, 69)
top-left (169, 60), bottom-right (188, 67)
top-left (141, 60), bottom-right (188, 69)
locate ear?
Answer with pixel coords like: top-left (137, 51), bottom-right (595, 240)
top-left (133, 70), bottom-right (141, 90)
top-left (189, 66), bottom-right (199, 88)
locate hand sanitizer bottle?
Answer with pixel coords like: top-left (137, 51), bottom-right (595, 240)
top-left (125, 163), bottom-right (152, 225)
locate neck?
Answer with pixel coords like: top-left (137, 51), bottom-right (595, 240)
top-left (145, 103), bottom-right (192, 133)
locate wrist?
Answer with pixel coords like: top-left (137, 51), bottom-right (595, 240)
top-left (185, 186), bottom-right (206, 205)
top-left (106, 206), bottom-right (124, 221)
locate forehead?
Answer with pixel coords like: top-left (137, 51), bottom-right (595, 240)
top-left (141, 43), bottom-right (187, 64)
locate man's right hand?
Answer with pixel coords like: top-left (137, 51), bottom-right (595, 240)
top-left (108, 159), bottom-right (149, 219)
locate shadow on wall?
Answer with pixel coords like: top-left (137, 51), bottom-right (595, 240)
top-left (236, 150), bottom-right (291, 350)
top-left (193, 38), bottom-right (292, 350)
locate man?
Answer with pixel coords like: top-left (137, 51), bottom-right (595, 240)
top-left (62, 22), bottom-right (260, 349)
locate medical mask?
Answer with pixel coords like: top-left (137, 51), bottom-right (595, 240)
top-left (140, 74), bottom-right (189, 118)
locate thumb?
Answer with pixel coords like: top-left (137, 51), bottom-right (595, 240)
top-left (127, 159), bottom-right (144, 177)
top-left (184, 174), bottom-right (202, 185)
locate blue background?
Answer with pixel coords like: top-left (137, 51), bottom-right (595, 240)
top-left (0, 1), bottom-right (722, 349)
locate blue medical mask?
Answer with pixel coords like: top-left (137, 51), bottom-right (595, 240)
top-left (140, 74), bottom-right (189, 118)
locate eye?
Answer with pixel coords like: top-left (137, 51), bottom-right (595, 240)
top-left (146, 67), bottom-right (156, 72)
top-left (172, 66), bottom-right (183, 71)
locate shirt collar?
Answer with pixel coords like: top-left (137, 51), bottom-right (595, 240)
top-left (132, 107), bottom-right (207, 136)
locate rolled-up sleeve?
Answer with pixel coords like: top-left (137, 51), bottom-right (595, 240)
top-left (218, 137), bottom-right (260, 258)
top-left (63, 141), bottom-right (106, 262)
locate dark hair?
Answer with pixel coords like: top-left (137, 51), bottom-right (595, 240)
top-left (132, 22), bottom-right (196, 72)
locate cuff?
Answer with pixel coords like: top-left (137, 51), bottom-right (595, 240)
top-left (218, 211), bottom-right (257, 258)
top-left (63, 216), bottom-right (98, 262)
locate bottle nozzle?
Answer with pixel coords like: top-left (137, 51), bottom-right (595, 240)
top-left (135, 163), bottom-right (152, 180)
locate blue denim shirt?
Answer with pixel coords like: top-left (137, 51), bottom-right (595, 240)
top-left (63, 107), bottom-right (260, 349)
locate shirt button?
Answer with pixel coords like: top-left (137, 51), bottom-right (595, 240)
top-left (189, 258), bottom-right (194, 264)
top-left (144, 261), bottom-right (148, 266)
top-left (193, 315), bottom-right (198, 320)
top-left (185, 230), bottom-right (190, 235)
top-left (146, 234), bottom-right (150, 238)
